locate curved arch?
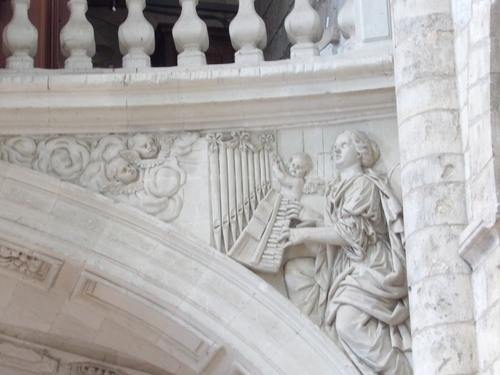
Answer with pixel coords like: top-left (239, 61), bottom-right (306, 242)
top-left (0, 162), bottom-right (358, 375)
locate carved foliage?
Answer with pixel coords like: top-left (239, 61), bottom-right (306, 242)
top-left (70, 362), bottom-right (128, 375)
top-left (0, 245), bottom-right (49, 279)
top-left (0, 133), bottom-right (199, 222)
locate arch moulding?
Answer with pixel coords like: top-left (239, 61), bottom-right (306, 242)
top-left (0, 161), bottom-right (359, 375)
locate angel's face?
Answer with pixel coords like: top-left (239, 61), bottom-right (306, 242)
top-left (288, 156), bottom-right (309, 178)
top-left (112, 158), bottom-right (139, 184)
top-left (133, 135), bottom-right (159, 159)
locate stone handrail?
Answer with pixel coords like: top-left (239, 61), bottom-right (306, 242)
top-left (1, 0), bottom-right (393, 71)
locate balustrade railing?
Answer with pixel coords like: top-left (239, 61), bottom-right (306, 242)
top-left (0, 0), bottom-right (393, 71)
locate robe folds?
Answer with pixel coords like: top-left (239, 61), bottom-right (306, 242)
top-left (284, 170), bottom-right (412, 374)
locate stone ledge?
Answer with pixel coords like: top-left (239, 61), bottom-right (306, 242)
top-left (459, 218), bottom-right (500, 268)
top-left (0, 53), bottom-right (395, 135)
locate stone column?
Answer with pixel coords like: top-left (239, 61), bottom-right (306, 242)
top-left (391, 1), bottom-right (478, 374)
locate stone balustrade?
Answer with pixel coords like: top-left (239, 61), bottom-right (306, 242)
top-left (1, 0), bottom-right (393, 71)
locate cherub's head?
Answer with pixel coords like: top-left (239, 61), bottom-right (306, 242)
top-left (128, 134), bottom-right (159, 159)
top-left (287, 152), bottom-right (313, 178)
top-left (106, 157), bottom-right (139, 185)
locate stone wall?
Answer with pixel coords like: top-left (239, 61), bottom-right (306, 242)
top-left (452, 0), bottom-right (500, 374)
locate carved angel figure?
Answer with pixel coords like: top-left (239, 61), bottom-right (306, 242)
top-left (120, 133), bottom-right (174, 168)
top-left (281, 130), bottom-right (412, 374)
top-left (102, 137), bottom-right (186, 221)
top-left (272, 152), bottom-right (313, 201)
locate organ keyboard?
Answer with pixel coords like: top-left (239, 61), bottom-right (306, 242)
top-left (227, 189), bottom-right (293, 273)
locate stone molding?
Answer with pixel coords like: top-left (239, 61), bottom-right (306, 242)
top-left (0, 339), bottom-right (59, 374)
top-left (74, 271), bottom-right (221, 373)
top-left (459, 218), bottom-right (500, 269)
top-left (0, 161), bottom-right (360, 374)
top-left (0, 54), bottom-right (395, 135)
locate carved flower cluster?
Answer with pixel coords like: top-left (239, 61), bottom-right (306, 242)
top-left (0, 246), bottom-right (45, 277)
top-left (71, 363), bottom-right (127, 375)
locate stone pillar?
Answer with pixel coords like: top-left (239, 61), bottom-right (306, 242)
top-left (391, 1), bottom-right (478, 374)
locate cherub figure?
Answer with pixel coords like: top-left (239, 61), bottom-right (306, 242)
top-left (120, 133), bottom-right (174, 168)
top-left (103, 156), bottom-right (142, 194)
top-left (272, 152), bottom-right (314, 201)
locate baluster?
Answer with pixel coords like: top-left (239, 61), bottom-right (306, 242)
top-left (172, 0), bottom-right (209, 66)
top-left (60, 0), bottom-right (96, 70)
top-left (229, 0), bottom-right (266, 64)
top-left (2, 0), bottom-right (38, 70)
top-left (285, 0), bottom-right (322, 58)
top-left (118, 0), bottom-right (155, 69)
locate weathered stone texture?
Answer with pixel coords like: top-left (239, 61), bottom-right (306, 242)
top-left (396, 78), bottom-right (459, 122)
top-left (400, 154), bottom-right (465, 195)
top-left (405, 225), bottom-right (471, 285)
top-left (398, 111), bottom-right (461, 166)
top-left (411, 322), bottom-right (478, 375)
top-left (410, 273), bottom-right (475, 330)
top-left (392, 1), bottom-right (479, 373)
top-left (403, 183), bottom-right (467, 235)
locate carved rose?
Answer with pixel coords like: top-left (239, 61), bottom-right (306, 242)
top-left (0, 136), bottom-right (36, 167)
top-left (33, 137), bottom-right (90, 181)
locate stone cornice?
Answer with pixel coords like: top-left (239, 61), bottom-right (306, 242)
top-left (0, 53), bottom-right (395, 135)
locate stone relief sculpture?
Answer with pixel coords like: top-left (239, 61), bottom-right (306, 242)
top-left (205, 130), bottom-right (317, 274)
top-left (0, 245), bottom-right (47, 278)
top-left (69, 362), bottom-right (128, 375)
top-left (272, 152), bottom-right (313, 201)
top-left (206, 131), bottom-right (275, 253)
top-left (0, 132), bottom-right (199, 222)
top-left (277, 130), bottom-right (412, 374)
top-left (215, 130), bottom-right (412, 374)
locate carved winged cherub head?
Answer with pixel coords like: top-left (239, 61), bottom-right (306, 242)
top-left (105, 157), bottom-right (140, 185)
top-left (127, 134), bottom-right (160, 160)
